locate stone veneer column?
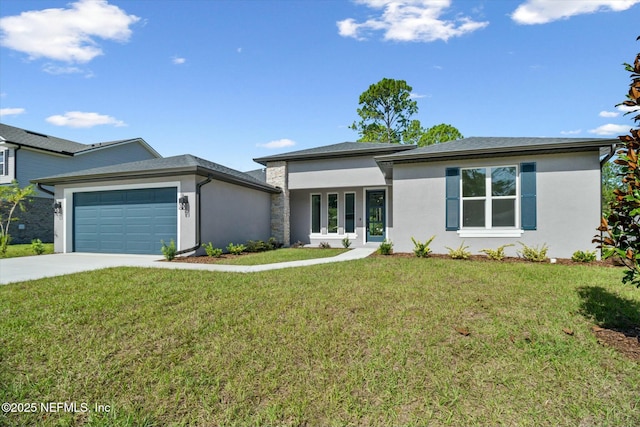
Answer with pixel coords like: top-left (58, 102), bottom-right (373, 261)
top-left (265, 161), bottom-right (290, 246)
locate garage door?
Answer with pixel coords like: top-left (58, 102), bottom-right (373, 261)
top-left (74, 187), bottom-right (177, 254)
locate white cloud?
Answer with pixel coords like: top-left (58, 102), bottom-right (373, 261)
top-left (0, 108), bottom-right (26, 118)
top-left (337, 0), bottom-right (489, 42)
top-left (172, 56), bottom-right (186, 65)
top-left (589, 123), bottom-right (630, 136)
top-left (512, 0), bottom-right (640, 25)
top-left (237, 47), bottom-right (243, 53)
top-left (560, 129), bottom-right (581, 135)
top-left (599, 110), bottom-right (619, 118)
top-left (46, 111), bottom-right (126, 128)
top-left (256, 139), bottom-right (296, 149)
top-left (409, 92), bottom-right (429, 99)
top-left (0, 0), bottom-right (140, 63)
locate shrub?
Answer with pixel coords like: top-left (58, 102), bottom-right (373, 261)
top-left (245, 240), bottom-right (268, 253)
top-left (31, 238), bottom-right (46, 255)
top-left (319, 241), bottom-right (332, 249)
top-left (446, 241), bottom-right (471, 259)
top-left (227, 242), bottom-right (246, 255)
top-left (268, 237), bottom-right (283, 250)
top-left (204, 242), bottom-right (223, 258)
top-left (291, 240), bottom-right (305, 248)
top-left (341, 237), bottom-right (352, 248)
top-left (518, 242), bottom-right (549, 262)
top-left (572, 250), bottom-right (597, 263)
top-left (411, 236), bottom-right (435, 258)
top-left (378, 239), bottom-right (393, 255)
top-left (161, 239), bottom-right (177, 261)
top-left (480, 243), bottom-right (515, 261)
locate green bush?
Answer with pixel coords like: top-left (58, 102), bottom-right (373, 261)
top-left (480, 244), bottom-right (515, 261)
top-left (161, 239), bottom-right (177, 261)
top-left (572, 250), bottom-right (597, 263)
top-left (31, 238), bottom-right (46, 255)
top-left (204, 242), bottom-right (223, 258)
top-left (378, 239), bottom-right (393, 255)
top-left (245, 240), bottom-right (269, 253)
top-left (411, 236), bottom-right (435, 258)
top-left (446, 241), bottom-right (471, 260)
top-left (227, 243), bottom-right (246, 255)
top-left (518, 242), bottom-right (549, 262)
top-left (341, 237), bottom-right (352, 248)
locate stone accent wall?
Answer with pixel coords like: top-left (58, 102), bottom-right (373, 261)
top-left (0, 197), bottom-right (54, 244)
top-left (266, 161), bottom-right (290, 246)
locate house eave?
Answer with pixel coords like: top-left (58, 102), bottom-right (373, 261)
top-left (253, 144), bottom-right (416, 166)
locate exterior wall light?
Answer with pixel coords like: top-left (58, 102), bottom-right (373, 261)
top-left (178, 195), bottom-right (189, 211)
top-left (53, 201), bottom-right (62, 216)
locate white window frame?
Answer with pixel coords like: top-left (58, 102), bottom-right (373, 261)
top-left (0, 148), bottom-right (14, 183)
top-left (458, 165), bottom-right (523, 238)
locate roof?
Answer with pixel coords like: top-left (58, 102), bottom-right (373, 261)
top-left (253, 141), bottom-right (416, 165)
top-left (32, 154), bottom-right (280, 193)
top-left (0, 123), bottom-right (161, 157)
top-left (375, 137), bottom-right (618, 163)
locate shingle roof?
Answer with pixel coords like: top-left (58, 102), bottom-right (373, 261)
top-left (376, 137), bottom-right (617, 162)
top-left (32, 154), bottom-right (280, 193)
top-left (253, 141), bottom-right (416, 165)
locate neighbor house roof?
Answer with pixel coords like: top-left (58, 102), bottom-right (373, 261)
top-left (32, 154), bottom-right (280, 193)
top-left (0, 123), bottom-right (161, 157)
top-left (375, 137), bottom-right (618, 163)
top-left (253, 141), bottom-right (416, 165)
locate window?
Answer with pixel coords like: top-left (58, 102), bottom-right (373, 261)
top-left (345, 193), bottom-right (355, 233)
top-left (327, 193), bottom-right (338, 233)
top-left (461, 166), bottom-right (517, 228)
top-left (0, 150), bottom-right (5, 176)
top-left (311, 194), bottom-right (321, 233)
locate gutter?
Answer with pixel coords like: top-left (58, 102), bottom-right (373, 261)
top-left (175, 175), bottom-right (214, 256)
top-left (600, 143), bottom-right (617, 167)
top-left (36, 183), bottom-right (55, 196)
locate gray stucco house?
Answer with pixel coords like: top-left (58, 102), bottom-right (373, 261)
top-left (32, 136), bottom-right (616, 259)
top-left (0, 123), bottom-right (160, 243)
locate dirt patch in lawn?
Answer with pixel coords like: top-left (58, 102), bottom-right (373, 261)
top-left (592, 326), bottom-right (640, 361)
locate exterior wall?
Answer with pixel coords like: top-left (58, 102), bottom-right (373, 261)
top-left (52, 175), bottom-right (195, 254)
top-left (0, 196), bottom-right (53, 244)
top-left (288, 156), bottom-right (388, 189)
top-left (265, 161), bottom-right (289, 245)
top-left (391, 151), bottom-right (602, 259)
top-left (199, 179), bottom-right (272, 253)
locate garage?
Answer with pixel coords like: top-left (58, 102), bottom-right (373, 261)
top-left (73, 187), bottom-right (177, 254)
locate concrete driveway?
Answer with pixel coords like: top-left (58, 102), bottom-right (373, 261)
top-left (0, 248), bottom-right (377, 285)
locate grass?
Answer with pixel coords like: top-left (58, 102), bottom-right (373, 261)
top-left (0, 242), bottom-right (54, 258)
top-left (1, 258), bottom-right (639, 426)
top-left (201, 248), bottom-right (349, 265)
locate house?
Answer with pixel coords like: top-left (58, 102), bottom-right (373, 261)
top-left (32, 136), bottom-right (616, 259)
top-left (32, 155), bottom-right (279, 255)
top-left (0, 123), bottom-right (161, 243)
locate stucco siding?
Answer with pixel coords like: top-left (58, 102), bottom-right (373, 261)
top-left (391, 151), bottom-right (601, 259)
top-left (288, 156), bottom-right (387, 190)
top-left (199, 179), bottom-right (272, 252)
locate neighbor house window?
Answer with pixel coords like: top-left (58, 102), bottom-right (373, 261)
top-left (327, 193), bottom-right (338, 233)
top-left (461, 166), bottom-right (517, 228)
top-left (311, 194), bottom-right (321, 233)
top-left (0, 150), bottom-right (6, 176)
top-left (345, 193), bottom-right (355, 233)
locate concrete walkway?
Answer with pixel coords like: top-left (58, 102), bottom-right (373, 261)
top-left (0, 248), bottom-right (377, 285)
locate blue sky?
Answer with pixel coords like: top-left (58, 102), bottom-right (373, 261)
top-left (1, 0), bottom-right (639, 171)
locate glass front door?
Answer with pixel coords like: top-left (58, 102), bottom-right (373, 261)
top-left (366, 190), bottom-right (385, 242)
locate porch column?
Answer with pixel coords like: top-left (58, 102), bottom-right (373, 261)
top-left (266, 161), bottom-right (290, 246)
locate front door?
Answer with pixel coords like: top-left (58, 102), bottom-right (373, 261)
top-left (366, 189), bottom-right (386, 242)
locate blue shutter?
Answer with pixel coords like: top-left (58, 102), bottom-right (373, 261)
top-left (520, 162), bottom-right (537, 230)
top-left (445, 168), bottom-right (460, 230)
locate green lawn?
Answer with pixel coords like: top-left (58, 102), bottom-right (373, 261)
top-left (188, 248), bottom-right (349, 265)
top-left (0, 242), bottom-right (54, 258)
top-left (1, 258), bottom-right (639, 426)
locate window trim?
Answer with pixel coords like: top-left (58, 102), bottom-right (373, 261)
top-left (310, 193), bottom-right (322, 234)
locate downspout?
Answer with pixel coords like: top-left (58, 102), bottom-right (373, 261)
top-left (175, 175), bottom-right (214, 255)
top-left (37, 183), bottom-right (55, 196)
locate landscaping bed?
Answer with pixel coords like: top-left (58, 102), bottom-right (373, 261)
top-left (169, 247), bottom-right (349, 265)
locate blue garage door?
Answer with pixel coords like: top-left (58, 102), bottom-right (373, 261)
top-left (74, 187), bottom-right (177, 254)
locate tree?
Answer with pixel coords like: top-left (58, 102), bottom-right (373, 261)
top-left (595, 36), bottom-right (640, 287)
top-left (0, 180), bottom-right (36, 255)
top-left (350, 78), bottom-right (418, 144)
top-left (601, 160), bottom-right (624, 217)
top-left (420, 123), bottom-right (464, 146)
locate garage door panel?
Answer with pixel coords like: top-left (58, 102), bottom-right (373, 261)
top-left (74, 188), bottom-right (177, 254)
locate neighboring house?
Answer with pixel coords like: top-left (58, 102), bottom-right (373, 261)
top-left (33, 155), bottom-right (279, 255)
top-left (0, 123), bottom-right (161, 243)
top-left (32, 137), bottom-right (616, 259)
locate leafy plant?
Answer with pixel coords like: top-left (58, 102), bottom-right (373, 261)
top-left (480, 243), bottom-right (515, 261)
top-left (268, 237), bottom-right (283, 250)
top-left (319, 241), bottom-right (332, 249)
top-left (204, 242), bottom-right (223, 258)
top-left (0, 181), bottom-right (36, 255)
top-left (161, 239), bottom-right (177, 261)
top-left (341, 237), bottom-right (352, 248)
top-left (571, 250), bottom-right (597, 263)
top-left (411, 236), bottom-right (435, 258)
top-left (595, 36), bottom-right (640, 287)
top-left (245, 240), bottom-right (268, 253)
top-left (378, 239), bottom-right (393, 255)
top-left (518, 242), bottom-right (549, 263)
top-left (227, 243), bottom-right (246, 255)
top-left (31, 238), bottom-right (45, 255)
top-left (446, 241), bottom-right (471, 260)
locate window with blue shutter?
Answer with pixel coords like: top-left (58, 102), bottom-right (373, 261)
top-left (445, 168), bottom-right (460, 230)
top-left (520, 162), bottom-right (537, 230)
